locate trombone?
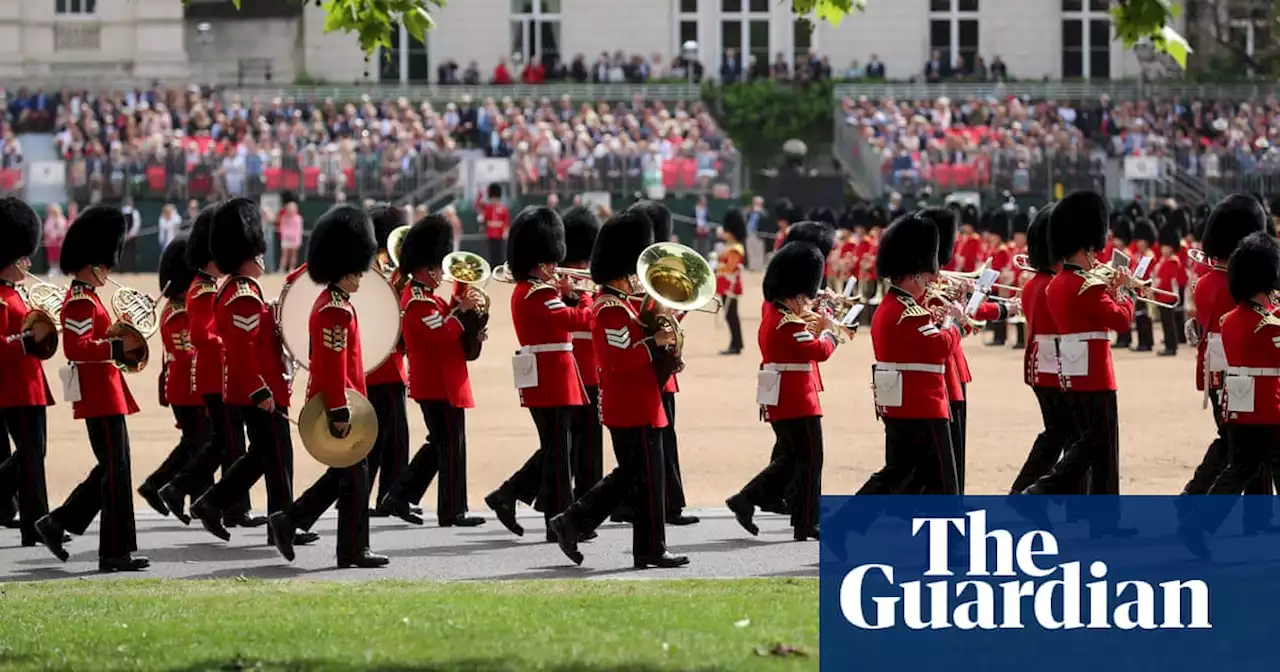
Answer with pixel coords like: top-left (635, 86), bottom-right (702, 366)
top-left (940, 266), bottom-right (1023, 296)
top-left (1187, 248), bottom-right (1223, 271)
top-left (1012, 253), bottom-right (1037, 273)
top-left (491, 263), bottom-right (597, 293)
top-left (1087, 264), bottom-right (1181, 309)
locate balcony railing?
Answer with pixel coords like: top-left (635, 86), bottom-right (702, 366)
top-left (218, 82), bottom-right (705, 104)
top-left (834, 80), bottom-right (1280, 102)
top-left (511, 151), bottom-right (742, 199)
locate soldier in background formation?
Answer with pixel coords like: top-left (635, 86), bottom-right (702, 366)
top-left (716, 208), bottom-right (747, 356)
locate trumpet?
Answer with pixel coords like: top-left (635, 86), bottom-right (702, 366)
top-left (939, 267), bottom-right (1023, 296)
top-left (808, 291), bottom-right (863, 343)
top-left (442, 251), bottom-right (492, 315)
top-left (16, 267), bottom-right (63, 360)
top-left (1087, 264), bottom-right (1181, 309)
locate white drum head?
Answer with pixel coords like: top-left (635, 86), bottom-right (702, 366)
top-left (277, 273), bottom-right (402, 374)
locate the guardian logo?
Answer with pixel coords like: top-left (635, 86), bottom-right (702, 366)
top-left (840, 511), bottom-right (1212, 631)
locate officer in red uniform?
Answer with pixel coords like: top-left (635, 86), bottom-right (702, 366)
top-left (548, 211), bottom-right (689, 569)
top-left (364, 204), bottom-right (411, 509)
top-left (726, 241), bottom-right (837, 541)
top-left (35, 205), bottom-right (149, 572)
top-left (561, 206), bottom-right (603, 498)
top-left (479, 183), bottom-right (510, 265)
top-left (1129, 217), bottom-right (1158, 352)
top-left (1009, 207), bottom-right (1031, 349)
top-left (1176, 194), bottom-right (1274, 524)
top-left (374, 215), bottom-right (486, 527)
top-left (1016, 191), bottom-right (1135, 535)
top-left (1154, 220), bottom-right (1187, 356)
top-left (267, 205), bottom-right (389, 569)
top-left (159, 204), bottom-right (262, 529)
top-left (138, 237), bottom-right (210, 516)
top-left (189, 198), bottom-right (295, 543)
top-left (954, 205), bottom-right (982, 273)
top-left (0, 197), bottom-right (55, 547)
top-left (1179, 231), bottom-right (1280, 558)
top-left (486, 206), bottom-right (592, 540)
top-left (1108, 212), bottom-right (1136, 349)
top-left (716, 209), bottom-right (747, 355)
top-left (984, 206), bottom-right (1013, 346)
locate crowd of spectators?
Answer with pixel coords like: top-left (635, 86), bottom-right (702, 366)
top-left (0, 90), bottom-right (28, 194)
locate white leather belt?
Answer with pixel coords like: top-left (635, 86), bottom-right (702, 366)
top-left (520, 343), bottom-right (574, 354)
top-left (1227, 367), bottom-right (1280, 377)
top-left (1034, 334), bottom-right (1059, 345)
top-left (875, 362), bottom-right (946, 375)
top-left (1207, 333), bottom-right (1223, 344)
top-left (1058, 331), bottom-right (1109, 342)
top-left (763, 363), bottom-right (813, 373)
top-left (569, 331), bottom-right (591, 340)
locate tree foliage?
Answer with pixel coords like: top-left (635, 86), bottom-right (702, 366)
top-left (709, 80), bottom-right (834, 164)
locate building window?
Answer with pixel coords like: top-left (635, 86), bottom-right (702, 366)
top-left (928, 0), bottom-right (979, 76)
top-left (511, 0), bottom-right (561, 70)
top-left (720, 0), bottom-right (769, 78)
top-left (55, 0), bottom-right (97, 15)
top-left (1061, 0), bottom-right (1111, 79)
top-left (1229, 1), bottom-right (1271, 75)
top-left (793, 18), bottom-right (814, 70)
top-left (675, 0), bottom-right (699, 64)
top-left (378, 24), bottom-right (430, 84)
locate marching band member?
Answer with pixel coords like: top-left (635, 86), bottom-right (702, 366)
top-left (1129, 218), bottom-right (1158, 352)
top-left (1010, 207), bottom-right (1031, 349)
top-left (1016, 192), bottom-right (1134, 535)
top-left (1108, 213), bottom-right (1135, 349)
top-left (1177, 194), bottom-right (1274, 523)
top-left (487, 206), bottom-right (591, 540)
top-left (953, 205), bottom-right (982, 273)
top-left (139, 237), bottom-right (208, 515)
top-left (561, 206), bottom-right (604, 498)
top-left (716, 208), bottom-right (747, 356)
top-left (35, 206), bottom-right (149, 571)
top-left (189, 198), bottom-right (295, 543)
top-left (1179, 231), bottom-right (1280, 558)
top-left (0, 197), bottom-right (54, 547)
top-left (1154, 220), bottom-right (1186, 357)
top-left (159, 204), bottom-right (262, 529)
top-left (365, 204), bottom-right (411, 508)
top-left (983, 206), bottom-right (1013, 347)
top-left (267, 205), bottom-right (388, 569)
top-left (375, 215), bottom-right (486, 527)
top-left (479, 182), bottom-right (511, 265)
top-left (726, 241), bottom-right (838, 542)
top-left (547, 211), bottom-right (689, 569)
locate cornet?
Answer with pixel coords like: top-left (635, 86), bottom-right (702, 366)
top-left (1087, 264), bottom-right (1181, 309)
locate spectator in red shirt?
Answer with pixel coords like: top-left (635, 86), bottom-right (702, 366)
top-left (492, 59), bottom-right (513, 85)
top-left (478, 183), bottom-right (511, 265)
top-left (1155, 221), bottom-right (1188, 357)
top-left (521, 60), bottom-right (546, 84)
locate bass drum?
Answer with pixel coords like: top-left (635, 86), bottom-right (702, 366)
top-left (277, 271), bottom-right (402, 374)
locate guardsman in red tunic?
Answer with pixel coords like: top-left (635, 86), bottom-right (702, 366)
top-left (268, 205), bottom-right (389, 569)
top-left (1154, 220), bottom-right (1187, 356)
top-left (1129, 217), bottom-right (1158, 352)
top-left (726, 241), bottom-right (838, 541)
top-left (364, 205), bottom-right (412, 512)
top-left (1108, 213), bottom-right (1136, 349)
top-left (374, 215), bottom-right (486, 527)
top-left (954, 204), bottom-right (982, 273)
top-left (1179, 231), bottom-right (1280, 558)
top-left (984, 207), bottom-right (1014, 346)
top-left (1016, 192), bottom-right (1135, 536)
top-left (189, 199), bottom-right (295, 543)
top-left (1176, 195), bottom-right (1274, 523)
top-left (548, 211), bottom-right (689, 569)
top-left (716, 209), bottom-right (747, 355)
top-left (0, 197), bottom-right (56, 547)
top-left (159, 204), bottom-right (262, 529)
top-left (35, 206), bottom-right (148, 572)
top-left (138, 237), bottom-right (211, 517)
top-left (479, 182), bottom-right (511, 265)
top-left (486, 206), bottom-right (592, 540)
top-left (561, 207), bottom-right (603, 498)
top-left (1009, 208), bottom-right (1031, 349)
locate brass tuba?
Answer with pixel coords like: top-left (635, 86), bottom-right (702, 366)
top-left (17, 268), bottom-right (63, 360)
top-left (296, 389), bottom-right (379, 468)
top-left (442, 251), bottom-right (492, 315)
top-left (635, 241), bottom-right (720, 359)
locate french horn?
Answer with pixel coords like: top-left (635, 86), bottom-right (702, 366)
top-left (17, 267), bottom-right (62, 360)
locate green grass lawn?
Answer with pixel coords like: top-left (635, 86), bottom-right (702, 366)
top-left (0, 579), bottom-right (817, 671)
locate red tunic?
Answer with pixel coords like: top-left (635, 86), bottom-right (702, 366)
top-left (758, 304), bottom-right (837, 421)
top-left (61, 282), bottom-right (139, 419)
top-left (627, 295), bottom-right (681, 394)
top-left (1193, 268), bottom-right (1231, 392)
top-left (479, 201), bottom-right (510, 240)
top-left (0, 281), bottom-right (54, 409)
top-left (1022, 272), bottom-right (1061, 389)
top-left (762, 302), bottom-right (824, 389)
top-left (955, 234), bottom-right (983, 273)
top-left (715, 243), bottom-right (744, 297)
top-left (402, 280), bottom-right (473, 408)
top-left (871, 288), bottom-right (961, 420)
top-left (160, 300), bottom-right (201, 407)
top-left (569, 290), bottom-right (599, 388)
top-left (305, 287), bottom-right (366, 411)
top-left (1045, 266), bottom-right (1134, 392)
top-left (186, 272), bottom-right (223, 398)
top-left (1220, 300), bottom-right (1280, 425)
top-left (510, 279), bottom-right (593, 408)
top-left (594, 289), bottom-right (667, 428)
top-left (216, 277), bottom-right (290, 408)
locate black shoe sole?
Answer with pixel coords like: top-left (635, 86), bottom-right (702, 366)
top-left (138, 487), bottom-right (169, 517)
top-left (633, 555), bottom-right (690, 569)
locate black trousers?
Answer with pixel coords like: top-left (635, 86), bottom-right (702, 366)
top-left (1026, 390), bottom-right (1120, 527)
top-left (1185, 423), bottom-right (1280, 535)
top-left (0, 406), bottom-right (49, 545)
top-left (366, 383), bottom-right (410, 501)
top-left (286, 461), bottom-right (371, 556)
top-left (724, 296), bottom-right (743, 352)
top-left (859, 418), bottom-right (958, 496)
top-left (50, 415), bottom-right (137, 557)
top-left (487, 238), bottom-right (504, 265)
top-left (566, 425), bottom-right (667, 557)
top-left (0, 415), bottom-right (13, 522)
top-left (501, 406), bottom-right (574, 521)
top-left (571, 387), bottom-right (603, 498)
top-left (1011, 387), bottom-right (1078, 493)
top-left (201, 407), bottom-right (293, 516)
top-left (389, 400), bottom-right (469, 520)
top-left (1158, 306), bottom-right (1179, 353)
top-left (143, 406), bottom-right (209, 492)
top-left (659, 392), bottom-right (687, 513)
top-left (168, 394), bottom-right (252, 515)
top-left (741, 417), bottom-right (823, 529)
top-left (989, 320), bottom-right (1008, 345)
top-left (950, 385), bottom-right (967, 493)
top-left (1134, 306), bottom-right (1154, 349)
top-left (1178, 389), bottom-right (1275, 526)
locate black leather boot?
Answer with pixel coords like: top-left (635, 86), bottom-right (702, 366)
top-left (484, 490), bottom-right (523, 536)
top-left (338, 549), bottom-right (390, 569)
top-left (99, 554), bottom-right (150, 573)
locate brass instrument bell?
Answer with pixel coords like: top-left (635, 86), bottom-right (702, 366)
top-left (297, 389), bottom-right (379, 468)
top-left (17, 272), bottom-right (64, 360)
top-left (635, 242), bottom-right (719, 358)
top-left (442, 251), bottom-right (493, 315)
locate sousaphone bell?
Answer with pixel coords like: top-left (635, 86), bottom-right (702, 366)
top-left (297, 389), bottom-right (380, 468)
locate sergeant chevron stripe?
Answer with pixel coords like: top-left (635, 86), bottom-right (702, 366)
top-left (232, 314), bottom-right (260, 332)
top-left (64, 318), bottom-right (93, 336)
top-left (604, 326), bottom-right (631, 349)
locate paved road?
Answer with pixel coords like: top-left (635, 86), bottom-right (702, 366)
top-left (0, 509), bottom-right (818, 583)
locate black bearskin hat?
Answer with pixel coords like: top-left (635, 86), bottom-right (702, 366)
top-left (918, 207), bottom-right (958, 267)
top-left (398, 214), bottom-right (454, 275)
top-left (783, 220), bottom-right (836, 258)
top-left (1124, 200), bottom-right (1144, 222)
top-left (307, 204), bottom-right (376, 285)
top-left (1027, 203), bottom-right (1056, 271)
top-left (849, 204), bottom-right (871, 231)
top-left (721, 208), bottom-right (748, 242)
top-left (763, 242), bottom-right (824, 303)
top-left (1132, 218), bottom-right (1157, 245)
top-left (627, 200), bottom-right (672, 243)
top-left (1167, 207), bottom-right (1190, 239)
top-left (590, 211), bottom-right (654, 284)
top-left (961, 204), bottom-right (979, 229)
top-left (1202, 193), bottom-right (1269, 261)
top-left (210, 198), bottom-right (267, 276)
top-left (1158, 220), bottom-right (1182, 248)
top-left (774, 198), bottom-right (801, 225)
top-left (987, 210), bottom-right (1011, 242)
top-left (869, 205), bottom-right (888, 229)
top-left (1109, 213), bottom-right (1133, 244)
top-left (367, 203), bottom-right (405, 252)
top-left (487, 182), bottom-right (503, 200)
top-left (0, 196), bottom-right (41, 268)
top-left (1012, 210), bottom-right (1030, 236)
top-left (1049, 191), bottom-right (1109, 261)
top-left (159, 236), bottom-right (197, 301)
top-left (185, 203), bottom-right (220, 271)
top-left (807, 207), bottom-right (837, 228)
top-left (1228, 232), bottom-right (1280, 304)
top-left (507, 206), bottom-right (566, 280)
top-left (60, 205), bottom-right (127, 274)
top-left (876, 213), bottom-right (939, 279)
top-left (562, 205), bottom-right (601, 265)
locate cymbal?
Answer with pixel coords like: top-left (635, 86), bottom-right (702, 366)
top-left (297, 390), bottom-right (379, 468)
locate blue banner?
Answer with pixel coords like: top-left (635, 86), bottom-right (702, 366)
top-left (819, 496), bottom-right (1280, 672)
